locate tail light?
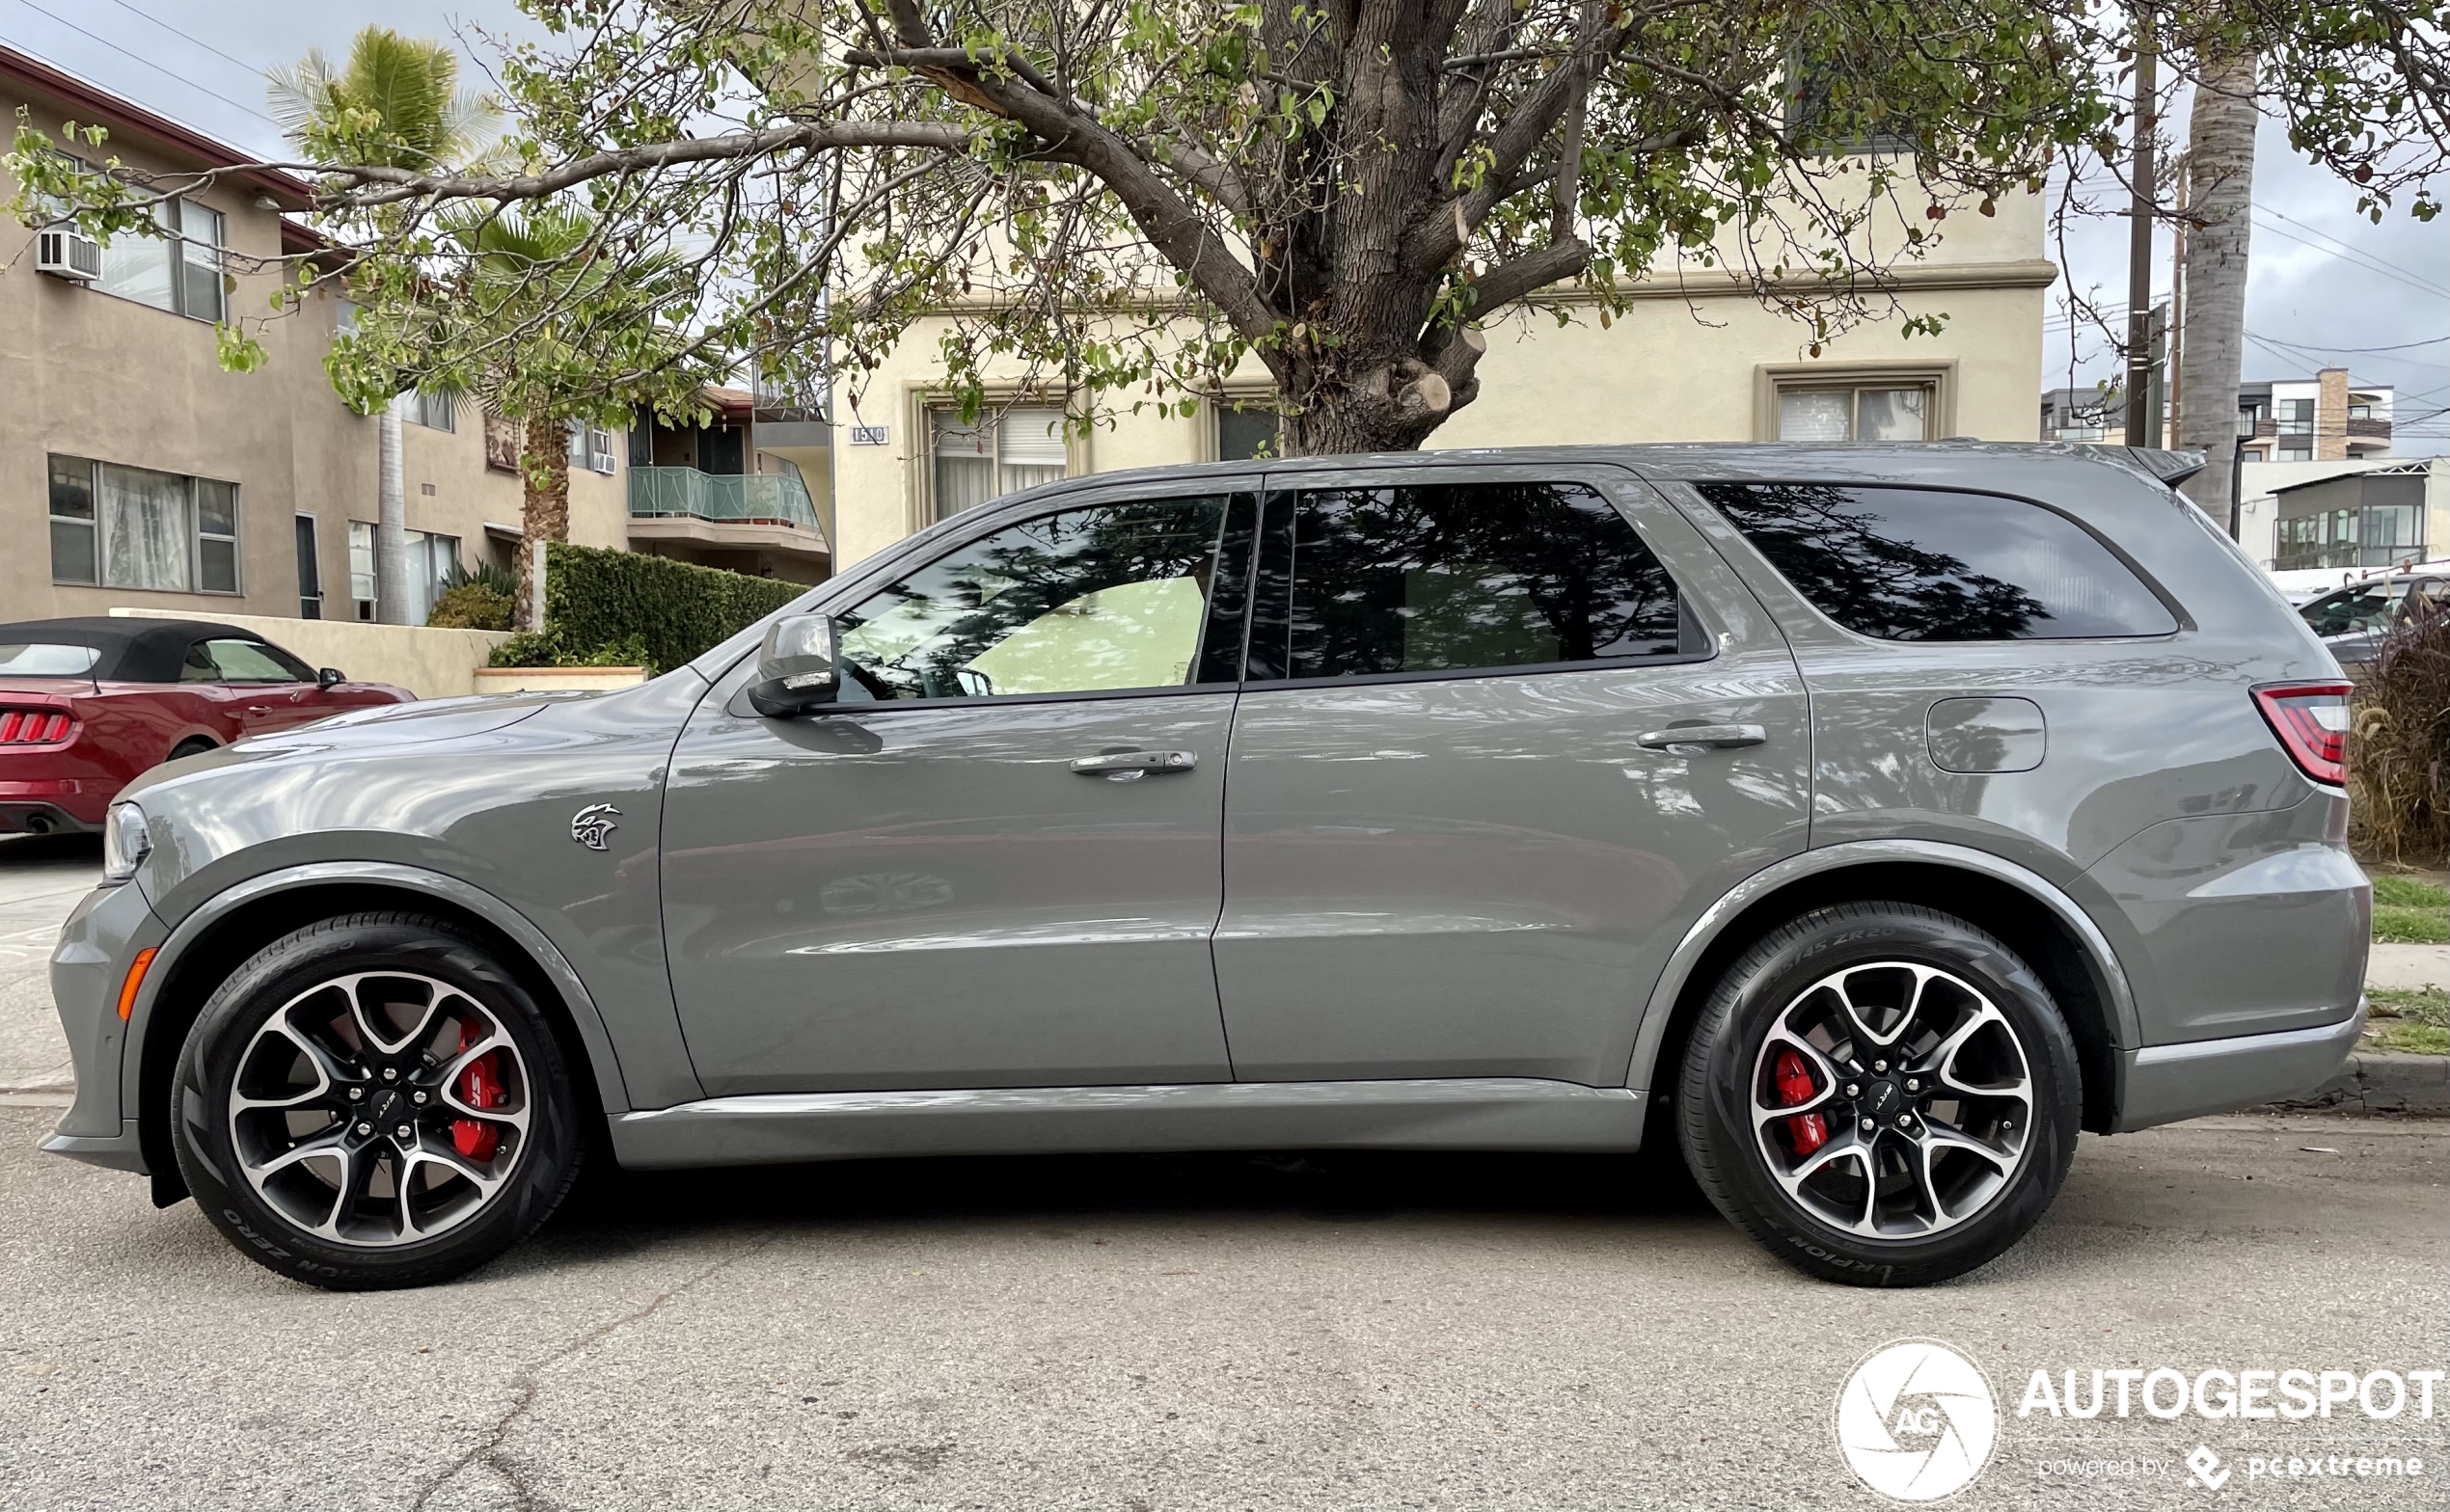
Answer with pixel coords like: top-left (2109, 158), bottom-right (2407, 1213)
top-left (0, 710), bottom-right (73, 743)
top-left (2252, 683), bottom-right (2352, 786)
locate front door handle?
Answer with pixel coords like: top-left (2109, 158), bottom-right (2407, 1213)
top-left (1070, 749), bottom-right (1199, 780)
top-left (1636, 722), bottom-right (1767, 754)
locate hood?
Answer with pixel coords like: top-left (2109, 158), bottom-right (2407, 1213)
top-left (299, 688), bottom-right (603, 736)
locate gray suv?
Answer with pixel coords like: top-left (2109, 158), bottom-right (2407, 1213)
top-left (43, 444), bottom-right (2369, 1290)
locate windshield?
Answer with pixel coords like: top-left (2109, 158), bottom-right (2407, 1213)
top-left (0, 642), bottom-right (102, 678)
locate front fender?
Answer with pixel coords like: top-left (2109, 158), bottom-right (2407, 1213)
top-left (121, 863), bottom-right (640, 1130)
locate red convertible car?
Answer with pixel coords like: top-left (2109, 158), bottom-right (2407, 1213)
top-left (0, 617), bottom-right (413, 834)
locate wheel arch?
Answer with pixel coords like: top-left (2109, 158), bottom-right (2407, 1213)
top-left (127, 864), bottom-right (632, 1203)
top-left (1628, 842), bottom-right (2137, 1137)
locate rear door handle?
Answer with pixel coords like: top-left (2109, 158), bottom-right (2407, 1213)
top-left (1636, 723), bottom-right (1766, 754)
top-left (1070, 749), bottom-right (1199, 780)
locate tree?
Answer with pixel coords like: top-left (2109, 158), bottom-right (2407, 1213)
top-left (13, 2), bottom-right (2445, 460)
top-left (430, 200), bottom-right (701, 628)
top-left (265, 27), bottom-right (501, 624)
top-left (2173, 41), bottom-right (2259, 525)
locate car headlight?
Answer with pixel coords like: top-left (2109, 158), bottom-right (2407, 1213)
top-left (102, 801), bottom-right (150, 883)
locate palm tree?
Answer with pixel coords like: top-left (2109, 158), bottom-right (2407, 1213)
top-left (268, 29), bottom-right (499, 625)
top-left (448, 201), bottom-right (694, 630)
top-left (2174, 47), bottom-right (2258, 531)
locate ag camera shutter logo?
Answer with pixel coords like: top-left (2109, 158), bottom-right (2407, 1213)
top-left (1836, 1338), bottom-right (2000, 1501)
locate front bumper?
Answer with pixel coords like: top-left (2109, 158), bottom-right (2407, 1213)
top-left (36, 878), bottom-right (164, 1174)
top-left (2113, 1002), bottom-right (2368, 1132)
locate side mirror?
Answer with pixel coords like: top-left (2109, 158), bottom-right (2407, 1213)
top-left (748, 614), bottom-right (839, 717)
top-left (317, 667), bottom-right (344, 688)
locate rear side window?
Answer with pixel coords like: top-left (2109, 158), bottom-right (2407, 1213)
top-left (1270, 481), bottom-right (1690, 680)
top-left (1696, 483), bottom-right (2177, 640)
top-left (0, 643), bottom-right (101, 677)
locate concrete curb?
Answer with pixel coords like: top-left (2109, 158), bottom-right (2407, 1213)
top-left (2264, 1051), bottom-right (2450, 1116)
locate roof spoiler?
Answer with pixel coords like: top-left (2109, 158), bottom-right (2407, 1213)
top-left (2074, 445), bottom-right (2207, 487)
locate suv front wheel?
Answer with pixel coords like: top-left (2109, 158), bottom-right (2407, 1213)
top-left (1677, 902), bottom-right (2081, 1286)
top-left (171, 913), bottom-right (586, 1289)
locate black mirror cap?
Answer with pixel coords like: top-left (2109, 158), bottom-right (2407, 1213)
top-left (747, 613), bottom-right (839, 717)
top-left (317, 667), bottom-right (344, 688)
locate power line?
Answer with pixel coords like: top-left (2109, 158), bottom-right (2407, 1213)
top-left (2243, 334), bottom-right (2448, 355)
top-left (2258, 205), bottom-right (2450, 294)
top-left (3, 0), bottom-right (282, 130)
top-left (99, 0), bottom-right (269, 85)
top-left (2251, 213), bottom-right (2449, 302)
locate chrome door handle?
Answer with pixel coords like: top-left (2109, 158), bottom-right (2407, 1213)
top-left (1636, 723), bottom-right (1766, 754)
top-left (1070, 749), bottom-right (1199, 780)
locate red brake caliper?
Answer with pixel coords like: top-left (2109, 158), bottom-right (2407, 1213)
top-left (1773, 1048), bottom-right (1828, 1156)
top-left (451, 1021), bottom-right (505, 1161)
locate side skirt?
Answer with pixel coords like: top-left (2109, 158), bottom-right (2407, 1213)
top-left (610, 1077), bottom-right (1647, 1170)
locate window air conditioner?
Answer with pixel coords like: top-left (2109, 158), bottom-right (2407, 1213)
top-left (35, 228), bottom-right (101, 282)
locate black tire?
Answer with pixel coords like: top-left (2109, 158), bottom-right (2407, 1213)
top-left (171, 912), bottom-right (586, 1290)
top-left (1676, 902), bottom-right (2081, 1287)
top-left (167, 736), bottom-right (217, 763)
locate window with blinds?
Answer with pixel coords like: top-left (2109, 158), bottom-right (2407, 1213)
top-left (931, 406), bottom-right (1068, 520)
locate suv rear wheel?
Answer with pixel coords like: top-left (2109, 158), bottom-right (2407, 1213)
top-left (171, 913), bottom-right (585, 1289)
top-left (1677, 902), bottom-right (2081, 1286)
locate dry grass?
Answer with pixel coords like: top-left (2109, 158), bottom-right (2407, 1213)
top-left (2348, 595), bottom-right (2450, 867)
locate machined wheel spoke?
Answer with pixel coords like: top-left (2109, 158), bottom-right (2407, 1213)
top-left (230, 968), bottom-right (532, 1251)
top-left (1751, 958), bottom-right (2037, 1242)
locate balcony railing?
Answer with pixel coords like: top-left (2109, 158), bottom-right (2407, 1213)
top-left (629, 466), bottom-right (821, 534)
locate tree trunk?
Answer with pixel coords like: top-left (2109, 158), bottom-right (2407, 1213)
top-left (375, 402), bottom-right (413, 624)
top-left (2175, 46), bottom-right (2258, 530)
top-left (516, 397), bottom-right (571, 634)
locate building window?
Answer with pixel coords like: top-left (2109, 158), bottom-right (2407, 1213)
top-left (483, 412), bottom-right (523, 472)
top-left (47, 454), bottom-right (239, 593)
top-left (349, 521), bottom-right (377, 619)
top-left (92, 197), bottom-right (224, 322)
top-left (1216, 401), bottom-right (1281, 461)
top-left (347, 524), bottom-right (462, 622)
top-left (566, 418), bottom-right (616, 474)
top-left (295, 515), bottom-right (322, 620)
top-left (398, 388), bottom-right (456, 432)
top-left (1777, 385), bottom-right (1930, 442)
top-left (930, 405), bottom-right (1067, 520)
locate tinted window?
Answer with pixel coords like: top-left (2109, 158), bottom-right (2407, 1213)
top-left (1275, 482), bottom-right (1688, 680)
top-left (834, 495), bottom-right (1245, 700)
top-left (207, 639), bottom-right (312, 682)
top-left (1697, 483), bottom-right (2177, 640)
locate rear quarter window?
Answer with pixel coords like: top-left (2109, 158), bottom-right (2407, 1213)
top-left (0, 643), bottom-right (102, 677)
top-left (1695, 482), bottom-right (2179, 640)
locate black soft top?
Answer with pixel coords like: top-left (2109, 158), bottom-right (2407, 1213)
top-left (0, 616), bottom-right (263, 683)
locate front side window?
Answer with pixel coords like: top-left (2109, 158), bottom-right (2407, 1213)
top-left (46, 455), bottom-right (240, 593)
top-left (1778, 385), bottom-right (1929, 442)
top-left (1698, 483), bottom-right (2178, 640)
top-left (931, 405), bottom-right (1067, 519)
top-left (835, 496), bottom-right (1239, 701)
top-left (197, 638), bottom-right (310, 683)
top-left (1269, 481), bottom-right (1689, 681)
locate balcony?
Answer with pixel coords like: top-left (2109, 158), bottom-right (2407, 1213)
top-left (629, 466), bottom-right (821, 530)
top-left (626, 466), bottom-right (829, 572)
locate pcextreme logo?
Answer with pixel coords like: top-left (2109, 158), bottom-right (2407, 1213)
top-left (1835, 1337), bottom-right (2001, 1501)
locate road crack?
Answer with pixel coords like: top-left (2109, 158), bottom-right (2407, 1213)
top-left (409, 1232), bottom-right (780, 1512)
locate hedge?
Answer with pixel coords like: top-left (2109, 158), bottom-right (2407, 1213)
top-left (540, 540), bottom-right (804, 672)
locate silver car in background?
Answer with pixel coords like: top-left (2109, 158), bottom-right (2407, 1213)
top-left (45, 444), bottom-right (2367, 1290)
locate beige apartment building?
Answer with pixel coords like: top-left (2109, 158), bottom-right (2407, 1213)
top-left (830, 187), bottom-right (2056, 568)
top-left (0, 45), bottom-right (832, 631)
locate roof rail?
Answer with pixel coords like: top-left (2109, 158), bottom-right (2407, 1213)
top-left (2072, 445), bottom-right (2207, 486)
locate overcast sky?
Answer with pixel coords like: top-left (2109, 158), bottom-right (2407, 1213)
top-left (8, 0), bottom-right (2445, 452)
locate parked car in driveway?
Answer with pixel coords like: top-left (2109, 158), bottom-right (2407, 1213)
top-left (2294, 567), bottom-right (2450, 669)
top-left (43, 445), bottom-right (2367, 1291)
top-left (0, 617), bottom-right (412, 835)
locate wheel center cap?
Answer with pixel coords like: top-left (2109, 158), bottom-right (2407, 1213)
top-left (1864, 1079), bottom-right (1904, 1119)
top-left (368, 1088), bottom-right (409, 1129)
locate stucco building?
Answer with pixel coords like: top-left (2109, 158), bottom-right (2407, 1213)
top-left (828, 188), bottom-right (2056, 569)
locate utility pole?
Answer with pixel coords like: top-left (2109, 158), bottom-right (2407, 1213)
top-left (2124, 3), bottom-right (2160, 448)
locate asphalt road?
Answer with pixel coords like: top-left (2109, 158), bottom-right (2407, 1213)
top-left (0, 835), bottom-right (2443, 1511)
